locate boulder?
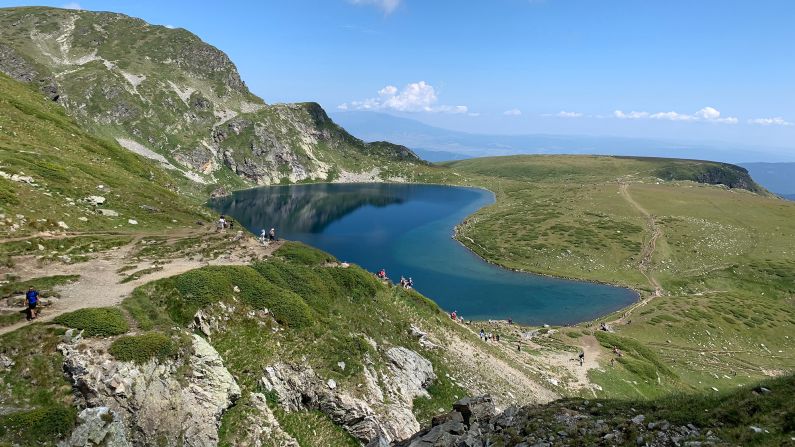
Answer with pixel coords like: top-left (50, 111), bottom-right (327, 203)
top-left (85, 196), bottom-right (106, 206)
top-left (97, 209), bottom-right (119, 217)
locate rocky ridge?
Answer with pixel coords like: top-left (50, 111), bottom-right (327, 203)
top-left (0, 6), bottom-right (423, 188)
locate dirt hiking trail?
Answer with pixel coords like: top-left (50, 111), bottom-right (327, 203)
top-left (0, 229), bottom-right (281, 337)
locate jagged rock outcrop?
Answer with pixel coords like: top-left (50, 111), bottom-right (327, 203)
top-left (222, 393), bottom-right (300, 447)
top-left (0, 7), bottom-right (423, 188)
top-left (59, 334), bottom-right (240, 447)
top-left (262, 362), bottom-right (386, 442)
top-left (393, 396), bottom-right (497, 447)
top-left (262, 346), bottom-right (436, 444)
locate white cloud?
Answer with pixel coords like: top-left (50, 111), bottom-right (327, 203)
top-left (348, 0), bottom-right (401, 14)
top-left (694, 106), bottom-right (720, 120)
top-left (503, 108), bottom-right (522, 116)
top-left (556, 110), bottom-right (583, 118)
top-left (62, 2), bottom-right (82, 9)
top-left (164, 24), bottom-right (176, 29)
top-left (613, 106), bottom-right (737, 124)
top-left (613, 110), bottom-right (649, 119)
top-left (338, 81), bottom-right (468, 114)
top-left (649, 111), bottom-right (695, 121)
top-left (748, 117), bottom-right (793, 126)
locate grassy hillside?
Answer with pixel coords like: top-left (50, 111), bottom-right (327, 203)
top-left (440, 155), bottom-right (795, 397)
top-left (0, 72), bottom-right (208, 237)
top-left (0, 6), bottom-right (424, 188)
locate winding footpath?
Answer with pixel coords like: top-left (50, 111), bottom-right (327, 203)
top-left (615, 182), bottom-right (665, 324)
top-left (0, 229), bottom-right (281, 337)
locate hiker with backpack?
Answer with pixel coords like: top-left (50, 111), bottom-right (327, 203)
top-left (25, 286), bottom-right (39, 321)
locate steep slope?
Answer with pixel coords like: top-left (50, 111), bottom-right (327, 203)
top-left (0, 6), bottom-right (423, 188)
top-left (0, 72), bottom-right (207, 237)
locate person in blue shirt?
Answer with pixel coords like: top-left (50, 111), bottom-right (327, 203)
top-left (25, 286), bottom-right (39, 321)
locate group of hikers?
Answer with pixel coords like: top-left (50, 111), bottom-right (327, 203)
top-left (258, 227), bottom-right (278, 244)
top-left (375, 269), bottom-right (414, 289)
top-left (216, 215), bottom-right (235, 231)
top-left (216, 214), bottom-right (278, 246)
top-left (478, 328), bottom-right (501, 343)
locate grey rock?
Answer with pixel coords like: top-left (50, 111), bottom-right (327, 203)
top-left (0, 354), bottom-right (14, 369)
top-left (58, 407), bottom-right (130, 447)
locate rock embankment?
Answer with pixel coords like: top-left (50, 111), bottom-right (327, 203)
top-left (394, 396), bottom-right (724, 447)
top-left (59, 333), bottom-right (240, 447)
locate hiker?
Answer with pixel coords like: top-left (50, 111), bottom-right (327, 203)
top-left (600, 322), bottom-right (608, 332)
top-left (25, 286), bottom-right (39, 321)
top-left (450, 310), bottom-right (457, 321)
top-left (479, 328), bottom-right (485, 340)
top-left (377, 268), bottom-right (387, 280)
top-left (495, 334), bottom-right (500, 342)
top-left (610, 358), bottom-right (615, 367)
top-left (578, 351), bottom-right (585, 367)
top-left (217, 215), bottom-right (226, 231)
top-left (268, 228), bottom-right (277, 241)
top-left (259, 229), bottom-right (268, 244)
top-left (407, 277), bottom-right (414, 288)
top-left (517, 343), bottom-right (521, 352)
top-left (508, 318), bottom-right (513, 325)
top-left (399, 276), bottom-right (406, 287)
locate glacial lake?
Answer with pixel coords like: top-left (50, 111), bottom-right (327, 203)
top-left (211, 183), bottom-right (638, 325)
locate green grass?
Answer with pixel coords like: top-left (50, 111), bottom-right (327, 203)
top-left (0, 405), bottom-right (76, 445)
top-left (53, 307), bottom-right (129, 337)
top-left (275, 241), bottom-right (337, 266)
top-left (434, 154), bottom-right (795, 396)
top-left (108, 332), bottom-right (176, 364)
top-left (0, 71), bottom-right (208, 236)
top-left (0, 274), bottom-right (79, 299)
top-left (0, 324), bottom-right (75, 446)
top-left (172, 265), bottom-right (314, 328)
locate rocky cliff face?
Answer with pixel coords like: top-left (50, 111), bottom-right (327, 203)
top-left (0, 7), bottom-right (422, 188)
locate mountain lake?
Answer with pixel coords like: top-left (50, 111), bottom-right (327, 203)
top-left (211, 183), bottom-right (638, 325)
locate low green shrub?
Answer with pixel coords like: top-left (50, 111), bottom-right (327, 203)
top-left (172, 265), bottom-right (314, 328)
top-left (0, 405), bottom-right (76, 444)
top-left (275, 241), bottom-right (337, 266)
top-left (53, 307), bottom-right (129, 337)
top-left (325, 266), bottom-right (380, 301)
top-left (109, 332), bottom-right (175, 364)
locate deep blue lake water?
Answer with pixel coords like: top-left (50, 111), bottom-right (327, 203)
top-left (211, 183), bottom-right (637, 325)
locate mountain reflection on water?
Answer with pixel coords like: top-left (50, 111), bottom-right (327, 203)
top-left (211, 183), bottom-right (638, 325)
top-left (211, 183), bottom-right (407, 234)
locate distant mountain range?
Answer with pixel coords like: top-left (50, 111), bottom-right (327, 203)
top-left (332, 111), bottom-right (795, 164)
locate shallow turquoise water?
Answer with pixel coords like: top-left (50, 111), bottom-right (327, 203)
top-left (211, 183), bottom-right (637, 325)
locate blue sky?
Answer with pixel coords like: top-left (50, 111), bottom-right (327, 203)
top-left (2, 0), bottom-right (794, 152)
